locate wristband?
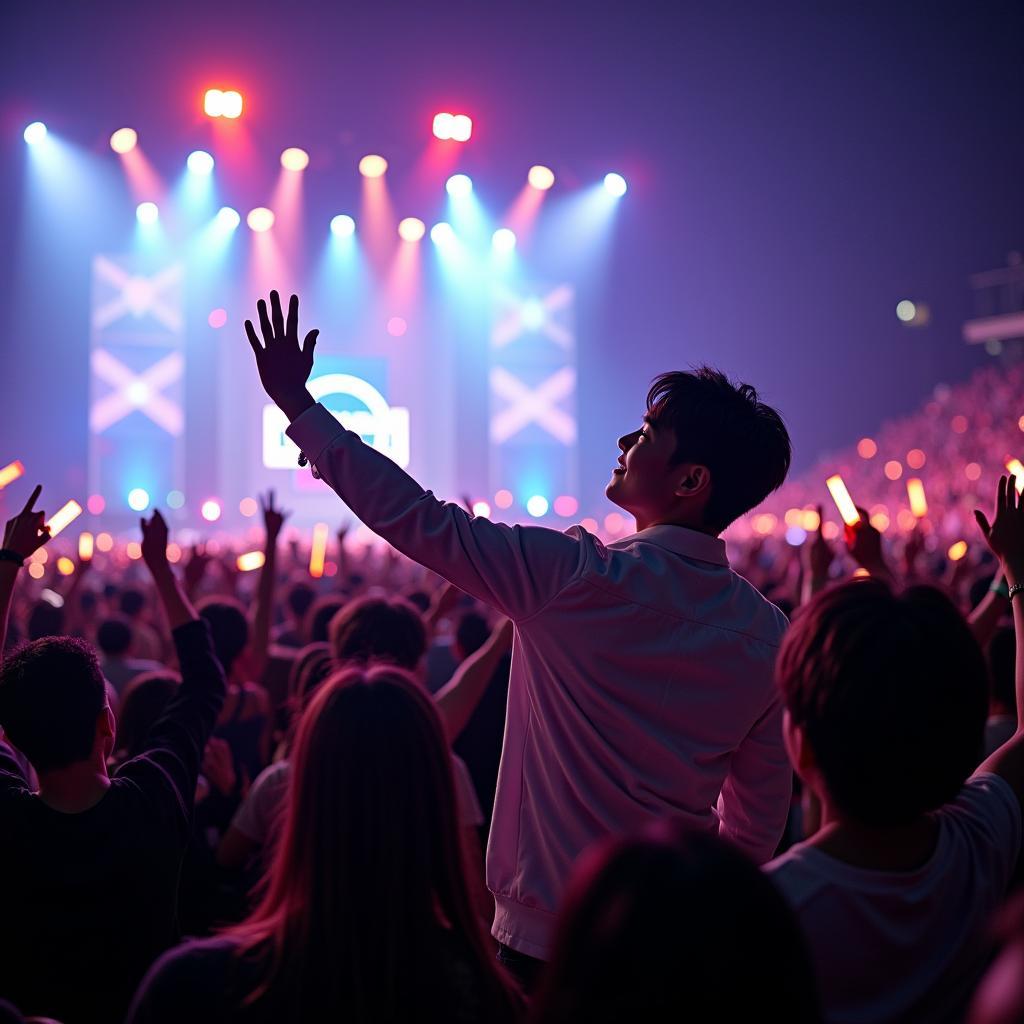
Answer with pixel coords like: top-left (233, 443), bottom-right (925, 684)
top-left (0, 549), bottom-right (25, 567)
top-left (990, 576), bottom-right (1011, 600)
top-left (1010, 583), bottom-right (1024, 602)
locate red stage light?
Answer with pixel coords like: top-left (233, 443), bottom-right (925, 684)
top-left (433, 112), bottom-right (472, 142)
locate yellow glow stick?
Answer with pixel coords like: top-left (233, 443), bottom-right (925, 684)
top-left (0, 461), bottom-right (25, 490)
top-left (825, 475), bottom-right (861, 526)
top-left (309, 523), bottom-right (329, 579)
top-left (236, 550), bottom-right (266, 572)
top-left (906, 478), bottom-right (928, 518)
top-left (45, 500), bottom-right (83, 539)
top-left (78, 532), bottom-right (94, 561)
top-left (1006, 459), bottom-right (1024, 494)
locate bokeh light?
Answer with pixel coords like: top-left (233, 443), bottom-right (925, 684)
top-left (23, 122), bottom-right (47, 145)
top-left (526, 495), bottom-right (549, 517)
top-left (446, 173), bottom-right (473, 197)
top-left (127, 487), bottom-right (150, 512)
top-left (86, 494), bottom-right (105, 515)
top-left (398, 217), bottom-right (426, 242)
top-left (895, 300), bottom-right (917, 323)
top-left (96, 532), bottom-right (114, 552)
top-left (432, 113), bottom-right (455, 140)
top-left (785, 526), bottom-right (808, 546)
top-left (906, 448), bottom-right (926, 469)
top-left (386, 316), bottom-right (408, 337)
top-left (110, 128), bottom-right (138, 154)
top-left (528, 165), bottom-right (555, 190)
top-left (280, 147), bottom-right (309, 171)
top-left (857, 437), bottom-right (877, 459)
top-left (330, 214), bottom-right (356, 237)
top-left (187, 150), bottom-right (214, 175)
top-left (883, 460), bottom-right (903, 481)
top-left (430, 221), bottom-right (455, 244)
top-left (603, 173), bottom-right (628, 197)
top-left (126, 542), bottom-right (142, 560)
top-left (201, 499), bottom-right (222, 522)
top-left (166, 543), bottom-right (183, 563)
top-left (604, 512), bottom-right (627, 534)
top-left (553, 495), bottom-right (578, 517)
top-left (239, 497), bottom-right (258, 517)
top-left (221, 91), bottom-right (243, 118)
top-left (167, 490), bottom-right (185, 509)
top-left (358, 154), bottom-right (388, 178)
top-left (247, 207), bottom-right (275, 232)
top-left (494, 489), bottom-right (514, 509)
top-left (450, 114), bottom-right (473, 142)
top-left (951, 415), bottom-right (969, 434)
top-left (208, 308), bottom-right (228, 329)
top-left (947, 540), bottom-right (968, 562)
top-left (136, 202), bottom-right (159, 225)
top-left (471, 501), bottom-right (491, 518)
top-left (57, 557), bottom-right (75, 576)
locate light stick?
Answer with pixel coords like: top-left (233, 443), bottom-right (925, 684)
top-left (906, 478), bottom-right (928, 518)
top-left (309, 523), bottom-right (329, 579)
top-left (825, 475), bottom-right (860, 526)
top-left (45, 500), bottom-right (83, 539)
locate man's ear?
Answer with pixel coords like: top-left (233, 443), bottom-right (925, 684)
top-left (674, 464), bottom-right (711, 498)
top-left (783, 710), bottom-right (819, 784)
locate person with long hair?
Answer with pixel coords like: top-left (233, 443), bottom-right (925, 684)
top-left (530, 823), bottom-right (821, 1024)
top-left (128, 667), bottom-right (523, 1023)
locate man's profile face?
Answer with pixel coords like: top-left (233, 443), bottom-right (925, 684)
top-left (605, 412), bottom-right (682, 521)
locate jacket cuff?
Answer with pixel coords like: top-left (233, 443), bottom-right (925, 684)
top-left (285, 403), bottom-right (349, 467)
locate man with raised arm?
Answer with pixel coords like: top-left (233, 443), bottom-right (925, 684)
top-left (0, 501), bottom-right (225, 1023)
top-left (245, 291), bottom-right (793, 984)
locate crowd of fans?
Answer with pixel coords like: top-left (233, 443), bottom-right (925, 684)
top-left (0, 294), bottom-right (1022, 1024)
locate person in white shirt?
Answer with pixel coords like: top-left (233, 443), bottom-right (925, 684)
top-left (243, 291), bottom-right (794, 985)
top-left (766, 474), bottom-right (1024, 1024)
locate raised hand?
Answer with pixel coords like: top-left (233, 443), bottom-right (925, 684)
top-left (140, 509), bottom-right (171, 579)
top-left (245, 291), bottom-right (318, 421)
top-left (261, 489), bottom-right (289, 542)
top-left (844, 507), bottom-right (887, 574)
top-left (2, 485), bottom-right (50, 561)
top-left (804, 505), bottom-right (834, 582)
top-left (976, 475), bottom-right (1024, 583)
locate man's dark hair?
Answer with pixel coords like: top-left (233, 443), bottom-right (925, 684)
top-left (0, 637), bottom-right (107, 772)
top-left (329, 597), bottom-right (427, 671)
top-left (646, 367), bottom-right (791, 532)
top-left (455, 612), bottom-right (490, 659)
top-left (96, 617), bottom-right (133, 657)
top-left (116, 671), bottom-right (180, 760)
top-left (777, 579), bottom-right (988, 826)
top-left (286, 581), bottom-right (317, 620)
top-left (118, 588), bottom-right (146, 618)
top-left (197, 597), bottom-right (249, 676)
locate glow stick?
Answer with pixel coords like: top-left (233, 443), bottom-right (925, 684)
top-left (947, 540), bottom-right (968, 562)
top-left (0, 461), bottom-right (25, 490)
top-left (1006, 459), bottom-right (1024, 494)
top-left (825, 475), bottom-right (860, 526)
top-left (236, 551), bottom-right (266, 572)
top-left (309, 523), bottom-right (329, 579)
top-left (78, 532), bottom-right (94, 561)
top-left (45, 500), bottom-right (83, 539)
top-left (906, 478), bottom-right (928, 518)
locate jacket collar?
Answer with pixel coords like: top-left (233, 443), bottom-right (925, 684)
top-left (610, 524), bottom-right (729, 567)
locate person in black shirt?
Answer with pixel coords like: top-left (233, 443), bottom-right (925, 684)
top-left (0, 497), bottom-right (225, 1024)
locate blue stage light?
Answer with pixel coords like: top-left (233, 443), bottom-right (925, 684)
top-left (127, 488), bottom-right (150, 512)
top-left (526, 495), bottom-right (549, 517)
top-left (216, 206), bottom-right (241, 229)
top-left (187, 150), bottom-right (215, 175)
top-left (331, 214), bottom-right (356, 237)
top-left (446, 173), bottom-right (473, 198)
top-left (603, 172), bottom-right (628, 197)
top-left (23, 122), bottom-right (47, 145)
top-left (136, 202), bottom-right (159, 224)
top-left (492, 228), bottom-right (517, 252)
top-left (430, 221), bottom-right (455, 244)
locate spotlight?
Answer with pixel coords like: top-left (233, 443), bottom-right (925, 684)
top-left (359, 154), bottom-right (388, 178)
top-left (603, 173), bottom-right (628, 197)
top-left (110, 128), bottom-right (138, 154)
top-left (528, 165), bottom-right (555, 190)
top-left (492, 228), bottom-right (516, 252)
top-left (432, 113), bottom-right (454, 139)
top-left (472, 501), bottom-right (491, 518)
top-left (430, 222), bottom-right (454, 244)
top-left (187, 150), bottom-right (215, 175)
top-left (201, 499), bottom-right (222, 522)
top-left (127, 487), bottom-right (150, 512)
top-left (247, 207), bottom-right (275, 232)
top-left (446, 173), bottom-right (473, 197)
top-left (526, 495), bottom-right (549, 517)
top-left (280, 147), bottom-right (309, 171)
top-left (398, 217), bottom-right (426, 242)
top-left (330, 214), bottom-right (356, 237)
top-left (204, 89), bottom-right (224, 116)
top-left (216, 206), bottom-right (240, 229)
top-left (433, 112), bottom-right (473, 142)
top-left (136, 202), bottom-right (159, 225)
top-left (221, 91), bottom-right (243, 118)
top-left (896, 300), bottom-right (916, 322)
top-left (23, 121), bottom-right (47, 145)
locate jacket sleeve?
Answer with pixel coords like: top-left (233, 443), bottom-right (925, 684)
top-left (287, 403), bottom-right (586, 621)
